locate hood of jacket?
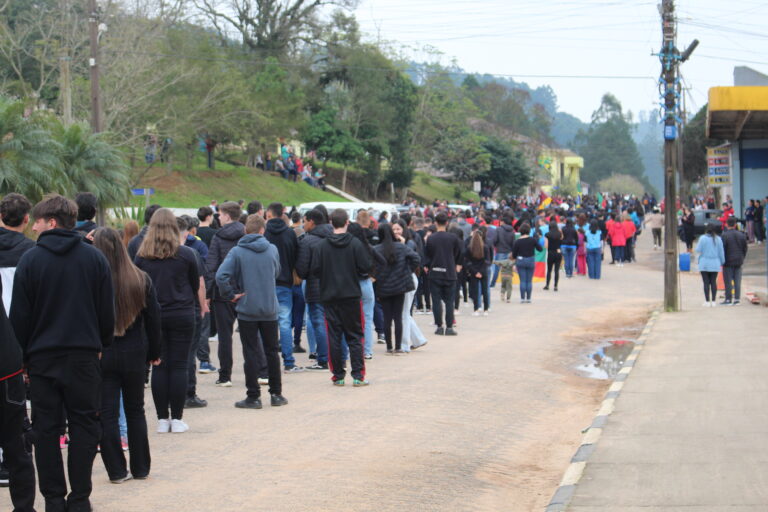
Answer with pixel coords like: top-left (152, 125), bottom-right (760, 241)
top-left (500, 224), bottom-right (514, 233)
top-left (216, 221), bottom-right (245, 241)
top-left (327, 232), bottom-right (353, 248)
top-left (237, 233), bottom-right (270, 253)
top-left (309, 223), bottom-right (333, 240)
top-left (36, 229), bottom-right (82, 255)
top-left (265, 218), bottom-right (289, 236)
top-left (0, 228), bottom-right (28, 252)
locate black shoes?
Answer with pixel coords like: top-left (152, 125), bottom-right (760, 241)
top-left (543, 286), bottom-right (549, 290)
top-left (306, 362), bottom-right (328, 370)
top-left (308, 352), bottom-right (317, 360)
top-left (444, 328), bottom-right (458, 336)
top-left (184, 395), bottom-right (208, 408)
top-left (270, 394), bottom-right (288, 406)
top-left (293, 344), bottom-right (307, 353)
top-left (235, 397), bottom-right (262, 409)
top-left (434, 326), bottom-right (445, 335)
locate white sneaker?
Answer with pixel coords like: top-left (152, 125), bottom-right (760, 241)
top-left (472, 311), bottom-right (481, 316)
top-left (483, 311), bottom-right (489, 316)
top-left (710, 301), bottom-right (717, 307)
top-left (208, 335), bottom-right (218, 342)
top-left (171, 419), bottom-right (189, 433)
top-left (257, 377), bottom-right (269, 385)
top-left (157, 419), bottom-right (170, 433)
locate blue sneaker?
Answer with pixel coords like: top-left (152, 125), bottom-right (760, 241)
top-left (198, 362), bottom-right (217, 374)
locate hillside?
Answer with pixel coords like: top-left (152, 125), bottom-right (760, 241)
top-left (135, 157), bottom-right (344, 209)
top-left (409, 172), bottom-right (480, 203)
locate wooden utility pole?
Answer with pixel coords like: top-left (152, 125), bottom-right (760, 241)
top-left (59, 51), bottom-right (72, 126)
top-left (88, 0), bottom-right (105, 225)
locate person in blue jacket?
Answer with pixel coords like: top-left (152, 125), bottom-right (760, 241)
top-left (695, 224), bottom-right (725, 307)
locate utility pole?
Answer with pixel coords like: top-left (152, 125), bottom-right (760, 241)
top-left (88, 0), bottom-right (104, 224)
top-left (59, 51), bottom-right (72, 127)
top-left (659, 0), bottom-right (698, 311)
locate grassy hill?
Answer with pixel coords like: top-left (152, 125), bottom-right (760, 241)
top-left (135, 156), bottom-right (344, 209)
top-left (409, 172), bottom-right (480, 203)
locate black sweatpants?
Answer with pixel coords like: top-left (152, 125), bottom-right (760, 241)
top-left (416, 274), bottom-right (431, 310)
top-left (187, 310), bottom-right (202, 399)
top-left (430, 279), bottom-right (456, 329)
top-left (28, 352), bottom-right (101, 512)
top-left (152, 315), bottom-right (194, 420)
top-left (323, 298), bottom-right (365, 381)
top-left (380, 294), bottom-right (405, 351)
top-left (213, 300), bottom-right (237, 381)
top-left (468, 274), bottom-right (489, 311)
top-left (0, 373), bottom-right (36, 511)
top-left (100, 338), bottom-right (151, 480)
top-left (239, 320), bottom-right (281, 398)
top-left (546, 253), bottom-right (562, 288)
top-left (652, 228), bottom-right (662, 246)
top-left (700, 271), bottom-right (718, 301)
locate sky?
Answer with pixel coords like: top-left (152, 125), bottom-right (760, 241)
top-left (352, 0), bottom-right (768, 123)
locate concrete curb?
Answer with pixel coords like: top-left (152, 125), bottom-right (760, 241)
top-left (545, 308), bottom-right (662, 512)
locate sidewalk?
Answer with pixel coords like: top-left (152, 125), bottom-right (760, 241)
top-left (561, 279), bottom-right (768, 510)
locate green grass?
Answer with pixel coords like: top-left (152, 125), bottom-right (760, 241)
top-left (135, 155), bottom-right (345, 208)
top-left (409, 172), bottom-right (480, 203)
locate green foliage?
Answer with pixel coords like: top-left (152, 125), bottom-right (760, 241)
top-left (303, 107), bottom-right (364, 165)
top-left (479, 137), bottom-right (532, 196)
top-left (682, 105), bottom-right (722, 193)
top-left (597, 174), bottom-right (646, 197)
top-left (408, 172), bottom-right (479, 203)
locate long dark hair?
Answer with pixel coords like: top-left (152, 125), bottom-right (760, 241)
top-left (378, 223), bottom-right (396, 264)
top-left (469, 229), bottom-right (485, 260)
top-left (93, 227), bottom-right (147, 336)
top-left (395, 219), bottom-right (411, 242)
top-left (549, 220), bottom-right (561, 238)
top-left (589, 219), bottom-right (599, 235)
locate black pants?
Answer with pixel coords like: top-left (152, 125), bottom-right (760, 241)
top-left (380, 294), bottom-right (405, 351)
top-left (723, 265), bottom-right (742, 301)
top-left (415, 274), bottom-right (431, 310)
top-left (187, 311), bottom-right (203, 398)
top-left (625, 236), bottom-right (635, 262)
top-left (468, 274), bottom-right (489, 311)
top-left (239, 320), bottom-right (281, 398)
top-left (546, 253), bottom-right (562, 288)
top-left (28, 352), bottom-right (101, 512)
top-left (0, 374), bottom-right (36, 512)
top-left (324, 299), bottom-right (365, 381)
top-left (701, 271), bottom-right (718, 301)
top-left (213, 300), bottom-right (237, 381)
top-left (454, 273), bottom-right (468, 309)
top-left (152, 315), bottom-right (194, 420)
top-left (652, 228), bottom-right (662, 246)
top-left (100, 339), bottom-right (150, 480)
top-left (430, 279), bottom-right (456, 329)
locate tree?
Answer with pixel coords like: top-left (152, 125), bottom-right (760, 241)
top-left (0, 99), bottom-right (64, 202)
top-left (576, 93), bottom-right (646, 186)
top-left (681, 105), bottom-right (722, 195)
top-left (478, 136), bottom-right (531, 195)
top-left (597, 174), bottom-right (646, 197)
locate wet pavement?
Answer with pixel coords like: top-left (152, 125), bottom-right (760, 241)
top-left (576, 340), bottom-right (636, 380)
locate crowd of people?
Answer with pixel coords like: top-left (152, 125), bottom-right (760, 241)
top-left (255, 144), bottom-right (327, 190)
top-left (1, 184), bottom-right (762, 511)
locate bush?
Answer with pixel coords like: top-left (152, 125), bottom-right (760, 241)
top-left (597, 174), bottom-right (646, 197)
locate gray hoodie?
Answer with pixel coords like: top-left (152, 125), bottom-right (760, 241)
top-left (215, 234), bottom-right (280, 322)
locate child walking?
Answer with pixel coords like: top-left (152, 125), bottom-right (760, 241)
top-left (498, 256), bottom-right (515, 303)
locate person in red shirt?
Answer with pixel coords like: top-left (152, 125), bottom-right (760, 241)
top-left (609, 214), bottom-right (627, 267)
top-left (606, 215), bottom-right (616, 264)
top-left (719, 202), bottom-right (734, 228)
top-left (622, 214), bottom-right (637, 263)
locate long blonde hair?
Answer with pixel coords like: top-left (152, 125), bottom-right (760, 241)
top-left (137, 208), bottom-right (180, 259)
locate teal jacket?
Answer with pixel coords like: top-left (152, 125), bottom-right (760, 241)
top-left (695, 234), bottom-right (725, 272)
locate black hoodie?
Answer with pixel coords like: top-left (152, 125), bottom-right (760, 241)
top-left (10, 229), bottom-right (115, 360)
top-left (0, 227), bottom-right (35, 313)
top-left (264, 218), bottom-right (298, 288)
top-left (295, 223), bottom-right (333, 303)
top-left (205, 221), bottom-right (245, 300)
top-left (311, 232), bottom-right (372, 303)
top-left (0, 304), bottom-right (23, 382)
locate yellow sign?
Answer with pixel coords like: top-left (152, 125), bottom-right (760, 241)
top-left (706, 145), bottom-right (731, 187)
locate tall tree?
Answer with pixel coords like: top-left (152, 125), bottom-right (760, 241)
top-left (681, 105), bottom-right (722, 195)
top-left (479, 136), bottom-right (531, 195)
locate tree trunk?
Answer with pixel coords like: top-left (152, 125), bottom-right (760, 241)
top-left (341, 167), bottom-right (348, 192)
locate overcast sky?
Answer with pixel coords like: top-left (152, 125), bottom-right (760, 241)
top-left (352, 0), bottom-right (768, 123)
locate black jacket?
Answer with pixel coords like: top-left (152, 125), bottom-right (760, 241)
top-left (0, 305), bottom-right (22, 382)
top-left (111, 274), bottom-right (162, 362)
top-left (464, 244), bottom-right (493, 276)
top-left (127, 226), bottom-right (148, 260)
top-left (494, 224), bottom-right (516, 253)
top-left (562, 225), bottom-right (579, 246)
top-left (264, 218), bottom-right (298, 288)
top-left (311, 232), bottom-right (372, 303)
top-left (11, 229), bottom-right (115, 360)
top-left (0, 228), bottom-right (35, 312)
top-left (425, 231), bottom-right (463, 282)
top-left (135, 246), bottom-right (200, 319)
top-left (205, 221), bottom-right (245, 301)
top-left (372, 243), bottom-right (420, 298)
top-left (295, 223), bottom-right (333, 303)
top-left (721, 228), bottom-right (748, 267)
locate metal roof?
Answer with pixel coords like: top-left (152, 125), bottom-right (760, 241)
top-left (707, 86), bottom-right (768, 140)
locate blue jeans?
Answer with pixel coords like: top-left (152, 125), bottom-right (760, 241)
top-left (491, 252), bottom-right (508, 287)
top-left (613, 246), bottom-right (625, 264)
top-left (562, 245), bottom-right (576, 277)
top-left (276, 286), bottom-right (294, 368)
top-left (587, 248), bottom-right (602, 279)
top-left (360, 279), bottom-right (375, 356)
top-left (517, 256), bottom-right (535, 300)
top-left (306, 302), bottom-right (328, 364)
top-left (118, 393), bottom-right (127, 438)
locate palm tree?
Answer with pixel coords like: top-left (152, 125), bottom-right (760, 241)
top-left (52, 122), bottom-right (131, 207)
top-left (0, 99), bottom-right (64, 202)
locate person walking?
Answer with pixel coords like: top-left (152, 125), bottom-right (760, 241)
top-left (134, 209), bottom-right (201, 433)
top-left (347, 222), bottom-right (380, 359)
top-left (424, 212), bottom-right (462, 335)
top-left (464, 226), bottom-right (492, 315)
top-left (585, 220), bottom-right (603, 279)
top-left (644, 206), bottom-right (664, 249)
top-left (311, 209), bottom-right (372, 386)
top-left (493, 215), bottom-right (516, 284)
top-left (561, 218), bottom-right (578, 278)
top-left (205, 202), bottom-right (245, 387)
top-left (373, 223), bottom-right (420, 353)
top-left (92, 227), bottom-right (161, 483)
top-left (512, 223), bottom-right (540, 303)
top-left (720, 217), bottom-right (747, 306)
top-left (11, 195), bottom-right (114, 512)
top-left (216, 215), bottom-right (288, 409)
top-left (497, 254), bottom-right (514, 303)
top-left (609, 214), bottom-right (627, 267)
top-left (544, 220), bottom-right (563, 291)
top-left (695, 224), bottom-right (725, 307)
top-left (576, 227), bottom-right (587, 276)
top-left (681, 206), bottom-right (696, 254)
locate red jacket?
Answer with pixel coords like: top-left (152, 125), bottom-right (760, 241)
top-left (622, 220), bottom-right (636, 239)
top-left (610, 221), bottom-right (627, 246)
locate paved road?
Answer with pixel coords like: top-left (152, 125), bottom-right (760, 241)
top-left (2, 237), bottom-right (665, 512)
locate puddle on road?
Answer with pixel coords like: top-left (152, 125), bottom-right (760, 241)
top-left (576, 340), bottom-right (636, 380)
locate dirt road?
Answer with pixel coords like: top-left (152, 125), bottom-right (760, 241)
top-left (2, 238), bottom-right (664, 512)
